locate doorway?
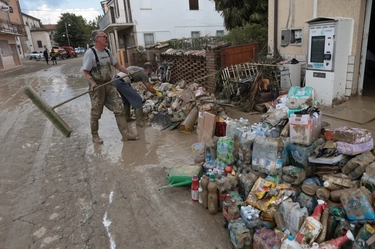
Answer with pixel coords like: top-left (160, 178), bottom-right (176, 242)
top-left (363, 0), bottom-right (375, 96)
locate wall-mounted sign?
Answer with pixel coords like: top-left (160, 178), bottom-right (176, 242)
top-left (1, 5), bottom-right (10, 12)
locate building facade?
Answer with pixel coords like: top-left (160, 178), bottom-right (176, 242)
top-left (22, 13), bottom-right (52, 55)
top-left (267, 0), bottom-right (374, 106)
top-left (44, 24), bottom-right (57, 48)
top-left (0, 0), bottom-right (26, 70)
top-left (98, 0), bottom-right (226, 62)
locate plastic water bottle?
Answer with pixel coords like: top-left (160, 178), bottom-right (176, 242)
top-left (239, 117), bottom-right (245, 126)
top-left (222, 194), bottom-right (231, 227)
top-left (198, 179), bottom-right (202, 204)
top-left (258, 137), bottom-right (267, 167)
top-left (228, 200), bottom-right (240, 221)
top-left (207, 174), bottom-right (218, 215)
top-left (241, 205), bottom-right (260, 229)
top-left (205, 151), bottom-right (211, 162)
top-left (226, 118), bottom-right (241, 138)
top-left (361, 172), bottom-right (375, 192)
top-left (234, 127), bottom-right (245, 160)
top-left (201, 174), bottom-right (209, 209)
top-left (280, 235), bottom-right (302, 249)
top-left (252, 136), bottom-right (261, 166)
top-left (243, 119), bottom-right (250, 126)
top-left (191, 175), bottom-right (199, 202)
top-left (265, 138), bottom-right (281, 175)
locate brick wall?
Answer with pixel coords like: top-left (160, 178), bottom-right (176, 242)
top-left (145, 43), bottom-right (229, 93)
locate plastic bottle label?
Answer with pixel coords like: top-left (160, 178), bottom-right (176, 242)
top-left (259, 157), bottom-right (266, 167)
top-left (223, 208), bottom-right (229, 220)
top-left (276, 159), bottom-right (283, 168)
top-left (266, 159), bottom-right (276, 171)
top-left (192, 190), bottom-right (199, 201)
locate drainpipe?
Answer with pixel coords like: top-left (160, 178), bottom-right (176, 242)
top-left (114, 27), bottom-right (119, 51)
top-left (313, 0), bottom-right (318, 18)
top-left (274, 0), bottom-right (278, 55)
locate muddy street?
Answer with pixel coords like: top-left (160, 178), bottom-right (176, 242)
top-left (0, 57), bottom-right (231, 249)
top-left (2, 57), bottom-right (375, 249)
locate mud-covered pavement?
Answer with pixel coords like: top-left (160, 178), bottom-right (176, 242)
top-left (0, 57), bottom-right (232, 249)
top-left (1, 57), bottom-right (375, 249)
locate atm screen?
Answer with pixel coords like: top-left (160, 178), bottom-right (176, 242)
top-left (310, 36), bottom-right (325, 63)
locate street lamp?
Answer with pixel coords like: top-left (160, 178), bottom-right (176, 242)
top-left (65, 22), bottom-right (71, 47)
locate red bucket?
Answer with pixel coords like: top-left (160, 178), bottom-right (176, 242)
top-left (215, 121), bottom-right (227, 137)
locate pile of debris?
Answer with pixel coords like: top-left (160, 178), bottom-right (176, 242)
top-left (131, 79), bottom-right (226, 131)
top-left (218, 62), bottom-right (288, 113)
top-left (130, 61), bottom-right (289, 132)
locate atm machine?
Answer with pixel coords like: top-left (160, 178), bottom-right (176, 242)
top-left (305, 17), bottom-right (354, 106)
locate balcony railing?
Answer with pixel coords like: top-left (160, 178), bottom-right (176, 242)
top-left (98, 11), bottom-right (110, 30)
top-left (0, 19), bottom-right (26, 35)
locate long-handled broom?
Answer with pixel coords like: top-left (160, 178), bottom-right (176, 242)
top-left (24, 72), bottom-right (138, 138)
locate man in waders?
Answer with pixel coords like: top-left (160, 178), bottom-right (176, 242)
top-left (112, 63), bottom-right (163, 127)
top-left (82, 29), bottom-right (138, 144)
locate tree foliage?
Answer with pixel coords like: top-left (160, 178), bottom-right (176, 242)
top-left (53, 13), bottom-right (99, 48)
top-left (224, 23), bottom-right (268, 55)
top-left (210, 0), bottom-right (268, 30)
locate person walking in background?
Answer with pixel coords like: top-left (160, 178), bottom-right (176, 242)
top-left (43, 48), bottom-right (49, 65)
top-left (112, 63), bottom-right (162, 127)
top-left (50, 49), bottom-right (57, 65)
top-left (82, 29), bottom-right (138, 144)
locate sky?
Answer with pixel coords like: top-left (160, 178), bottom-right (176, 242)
top-left (19, 0), bottom-right (102, 24)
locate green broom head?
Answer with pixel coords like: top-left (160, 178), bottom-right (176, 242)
top-left (24, 87), bottom-right (73, 137)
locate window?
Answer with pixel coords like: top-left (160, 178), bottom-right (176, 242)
top-left (144, 33), bottom-right (154, 46)
top-left (216, 30), bottom-right (224, 36)
top-left (191, 31), bottom-right (200, 38)
top-left (37, 40), bottom-right (42, 48)
top-left (110, 7), bottom-right (115, 23)
top-left (189, 0), bottom-right (199, 10)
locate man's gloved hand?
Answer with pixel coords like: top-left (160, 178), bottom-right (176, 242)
top-left (153, 87), bottom-right (163, 98)
top-left (90, 81), bottom-right (98, 91)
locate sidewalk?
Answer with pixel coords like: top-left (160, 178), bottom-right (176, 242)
top-left (225, 95), bottom-right (375, 137)
top-left (320, 95), bottom-right (375, 136)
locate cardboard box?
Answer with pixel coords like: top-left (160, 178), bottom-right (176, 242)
top-left (289, 112), bottom-right (322, 145)
top-left (336, 138), bottom-right (374, 156)
top-left (196, 111), bottom-right (216, 143)
top-left (334, 126), bottom-right (372, 144)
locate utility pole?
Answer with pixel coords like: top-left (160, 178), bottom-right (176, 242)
top-left (65, 22), bottom-right (71, 47)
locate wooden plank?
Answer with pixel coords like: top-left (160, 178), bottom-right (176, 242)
top-left (221, 43), bottom-right (259, 68)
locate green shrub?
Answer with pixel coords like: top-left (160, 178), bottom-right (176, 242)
top-left (224, 23), bottom-right (268, 55)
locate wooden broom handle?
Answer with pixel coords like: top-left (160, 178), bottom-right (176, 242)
top-left (52, 70), bottom-right (141, 109)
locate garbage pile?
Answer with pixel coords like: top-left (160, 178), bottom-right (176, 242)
top-left (131, 79), bottom-right (225, 131)
top-left (183, 86), bottom-right (375, 249)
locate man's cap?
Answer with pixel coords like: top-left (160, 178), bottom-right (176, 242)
top-left (142, 63), bottom-right (153, 69)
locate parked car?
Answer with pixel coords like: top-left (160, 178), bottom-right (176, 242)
top-left (75, 47), bottom-right (85, 54)
top-left (60, 46), bottom-right (77, 58)
top-left (29, 51), bottom-right (43, 60)
top-left (57, 48), bottom-right (67, 59)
